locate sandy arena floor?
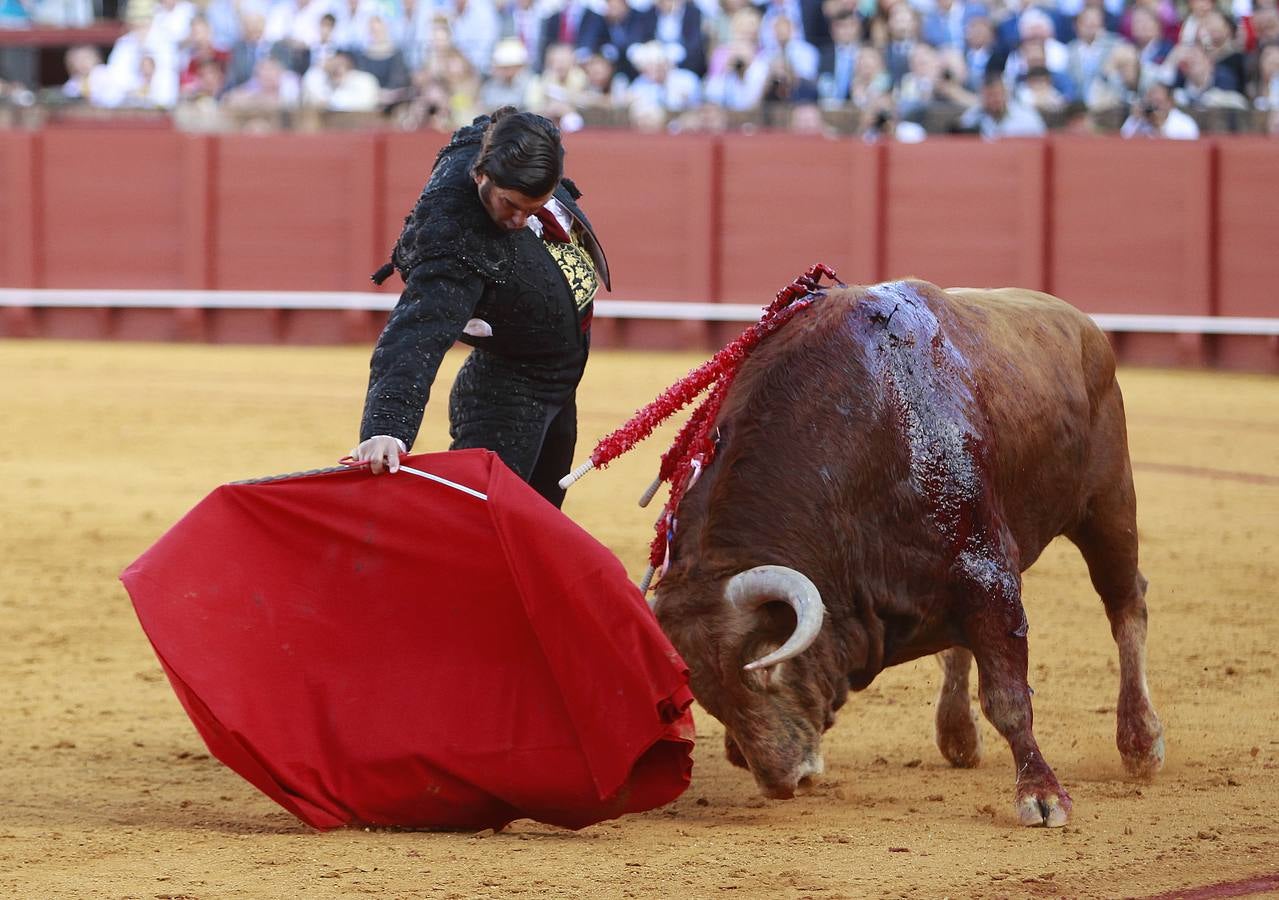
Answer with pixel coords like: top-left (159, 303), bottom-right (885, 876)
top-left (1, 339), bottom-right (1277, 899)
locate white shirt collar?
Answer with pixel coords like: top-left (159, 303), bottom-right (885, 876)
top-left (526, 195), bottom-right (572, 237)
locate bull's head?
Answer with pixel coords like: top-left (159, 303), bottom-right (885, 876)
top-left (655, 564), bottom-right (834, 799)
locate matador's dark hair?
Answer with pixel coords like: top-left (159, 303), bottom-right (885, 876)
top-left (471, 107), bottom-right (564, 198)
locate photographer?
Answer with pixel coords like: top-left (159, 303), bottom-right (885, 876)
top-left (1120, 80), bottom-right (1200, 138)
top-left (896, 44), bottom-right (974, 124)
top-left (704, 10), bottom-right (769, 110)
top-left (860, 100), bottom-right (927, 142)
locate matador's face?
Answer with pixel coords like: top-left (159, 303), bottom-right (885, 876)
top-left (474, 173), bottom-right (555, 233)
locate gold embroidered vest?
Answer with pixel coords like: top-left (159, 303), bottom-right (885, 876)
top-left (543, 230), bottom-right (599, 314)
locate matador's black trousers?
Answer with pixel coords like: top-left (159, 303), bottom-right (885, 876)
top-left (447, 348), bottom-right (581, 510)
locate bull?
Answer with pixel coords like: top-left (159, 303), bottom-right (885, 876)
top-left (651, 279), bottom-right (1165, 827)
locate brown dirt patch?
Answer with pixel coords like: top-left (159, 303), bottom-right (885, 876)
top-left (1, 341), bottom-right (1277, 899)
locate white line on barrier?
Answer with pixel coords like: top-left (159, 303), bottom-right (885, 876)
top-left (1, 289), bottom-right (1277, 336)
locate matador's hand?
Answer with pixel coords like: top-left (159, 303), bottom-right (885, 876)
top-left (349, 435), bottom-right (404, 474)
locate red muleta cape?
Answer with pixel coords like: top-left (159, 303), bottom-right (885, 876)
top-left (121, 449), bottom-right (694, 831)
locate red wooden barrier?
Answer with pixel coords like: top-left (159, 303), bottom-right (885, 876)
top-left (0, 131), bottom-right (36, 291)
top-left (41, 127), bottom-right (189, 290)
top-left (207, 133), bottom-right (381, 342)
top-left (1051, 137), bottom-right (1214, 316)
top-left (1, 130), bottom-right (1275, 368)
top-left (1051, 137), bottom-right (1217, 367)
top-left (884, 138), bottom-right (1047, 292)
top-left (717, 134), bottom-right (880, 303)
top-left (564, 132), bottom-right (717, 302)
top-left (36, 128), bottom-right (189, 339)
top-left (0, 130), bottom-right (37, 337)
top-left (1216, 139), bottom-right (1279, 318)
top-left (1214, 138), bottom-right (1279, 370)
top-left (213, 132), bottom-right (380, 293)
top-left (558, 132), bottom-right (717, 347)
top-left (381, 131), bottom-right (451, 269)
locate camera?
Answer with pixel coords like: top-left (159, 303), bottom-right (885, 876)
top-left (1141, 101), bottom-right (1157, 117)
top-left (732, 58), bottom-right (747, 76)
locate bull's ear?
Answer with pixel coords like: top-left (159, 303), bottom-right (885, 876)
top-left (746, 659), bottom-right (785, 692)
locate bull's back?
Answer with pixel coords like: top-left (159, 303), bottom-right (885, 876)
top-left (804, 281), bottom-right (1119, 567)
top-left (940, 284), bottom-right (1116, 425)
top-left (707, 280), bottom-right (1123, 575)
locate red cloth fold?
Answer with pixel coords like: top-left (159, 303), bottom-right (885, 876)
top-left (121, 449), bottom-right (694, 831)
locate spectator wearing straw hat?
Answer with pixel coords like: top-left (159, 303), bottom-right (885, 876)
top-left (480, 36), bottom-right (534, 108)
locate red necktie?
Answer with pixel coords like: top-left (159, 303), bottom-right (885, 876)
top-left (535, 206), bottom-right (572, 243)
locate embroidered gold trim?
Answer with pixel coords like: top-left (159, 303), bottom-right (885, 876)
top-left (544, 235), bottom-right (599, 312)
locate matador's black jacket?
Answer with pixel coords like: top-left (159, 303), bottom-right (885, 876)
top-left (360, 115), bottom-right (610, 507)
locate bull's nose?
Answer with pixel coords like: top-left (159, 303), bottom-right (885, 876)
top-left (796, 753), bottom-right (825, 780)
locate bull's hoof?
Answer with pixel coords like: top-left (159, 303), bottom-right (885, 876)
top-left (936, 704), bottom-right (983, 769)
top-left (1121, 731), bottom-right (1166, 779)
top-left (1118, 703), bottom-right (1166, 779)
top-left (1015, 792), bottom-right (1071, 828)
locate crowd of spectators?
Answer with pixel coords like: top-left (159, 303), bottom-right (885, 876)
top-left (2, 0), bottom-right (1278, 136)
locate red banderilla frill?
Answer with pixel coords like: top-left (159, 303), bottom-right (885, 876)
top-left (557, 263), bottom-right (842, 593)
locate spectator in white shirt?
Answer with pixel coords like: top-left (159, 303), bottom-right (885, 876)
top-left (331, 0), bottom-right (377, 50)
top-left (1003, 7), bottom-right (1069, 88)
top-left (264, 0), bottom-right (332, 47)
top-left (448, 0), bottom-right (501, 75)
top-left (106, 15), bottom-right (157, 89)
top-left (960, 71), bottom-right (1048, 137)
top-left (1120, 80), bottom-right (1201, 138)
top-left (62, 44), bottom-right (113, 102)
top-left (1065, 6), bottom-right (1120, 101)
top-left (120, 53), bottom-right (181, 107)
top-left (302, 47), bottom-right (381, 109)
top-left (225, 55), bottom-right (303, 108)
top-left (264, 0), bottom-right (333, 74)
top-left (150, 0), bottom-right (197, 58)
top-left (625, 38), bottom-right (700, 112)
top-left (759, 14), bottom-right (818, 82)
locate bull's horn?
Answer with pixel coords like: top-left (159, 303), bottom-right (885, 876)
top-left (724, 565), bottom-right (826, 671)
